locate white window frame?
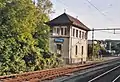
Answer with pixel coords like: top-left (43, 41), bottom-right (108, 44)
top-left (79, 31), bottom-right (81, 38)
top-left (76, 30), bottom-right (78, 38)
top-left (53, 26), bottom-right (67, 36)
top-left (82, 32), bottom-right (84, 39)
top-left (61, 26), bottom-right (67, 36)
top-left (72, 29), bottom-right (75, 37)
top-left (53, 26), bottom-right (61, 35)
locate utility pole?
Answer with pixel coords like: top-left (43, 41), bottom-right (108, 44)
top-left (92, 28), bottom-right (94, 58)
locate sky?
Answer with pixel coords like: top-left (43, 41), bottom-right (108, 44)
top-left (50, 0), bottom-right (120, 40)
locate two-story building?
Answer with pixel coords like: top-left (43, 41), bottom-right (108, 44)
top-left (47, 13), bottom-right (90, 64)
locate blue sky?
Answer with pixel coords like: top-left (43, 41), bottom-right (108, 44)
top-left (50, 0), bottom-right (120, 40)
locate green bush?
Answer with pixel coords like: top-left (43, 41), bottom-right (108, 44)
top-left (0, 0), bottom-right (62, 76)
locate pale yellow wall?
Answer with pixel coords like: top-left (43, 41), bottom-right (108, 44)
top-left (70, 26), bottom-right (88, 63)
top-left (49, 25), bottom-right (88, 64)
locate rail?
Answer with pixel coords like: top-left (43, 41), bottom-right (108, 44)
top-left (0, 57), bottom-right (119, 82)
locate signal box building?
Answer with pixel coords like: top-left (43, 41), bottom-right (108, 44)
top-left (47, 13), bottom-right (90, 64)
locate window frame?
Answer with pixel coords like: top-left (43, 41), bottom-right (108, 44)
top-left (76, 30), bottom-right (78, 37)
top-left (79, 31), bottom-right (81, 38)
top-left (75, 45), bottom-right (78, 55)
top-left (61, 28), bottom-right (64, 35)
top-left (82, 46), bottom-right (83, 55)
top-left (64, 28), bottom-right (67, 35)
top-left (85, 32), bottom-right (87, 39)
top-left (73, 29), bottom-right (75, 37)
top-left (82, 32), bottom-right (84, 39)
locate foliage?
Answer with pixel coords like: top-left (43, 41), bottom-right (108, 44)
top-left (37, 0), bottom-right (53, 14)
top-left (41, 52), bottom-right (63, 68)
top-left (0, 0), bottom-right (62, 76)
top-left (116, 43), bottom-right (120, 53)
top-left (88, 42), bottom-right (105, 59)
top-left (0, 38), bottom-right (26, 75)
top-left (111, 43), bottom-right (120, 54)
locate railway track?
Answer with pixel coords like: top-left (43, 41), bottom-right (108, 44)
top-left (0, 63), bottom-right (98, 82)
top-left (0, 58), bottom-right (119, 82)
top-left (88, 64), bottom-right (120, 82)
top-left (60, 58), bottom-right (120, 82)
top-left (112, 74), bottom-right (120, 82)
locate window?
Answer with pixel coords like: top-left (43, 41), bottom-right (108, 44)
top-left (85, 32), bottom-right (87, 39)
top-left (61, 28), bottom-right (63, 35)
top-left (53, 26), bottom-right (67, 36)
top-left (57, 44), bottom-right (62, 50)
top-left (64, 28), bottom-right (67, 35)
top-left (75, 45), bottom-right (78, 55)
top-left (79, 31), bottom-right (81, 38)
top-left (76, 30), bottom-right (78, 37)
top-left (82, 46), bottom-right (83, 55)
top-left (57, 28), bottom-right (60, 35)
top-left (82, 32), bottom-right (84, 39)
top-left (53, 28), bottom-right (57, 35)
top-left (73, 29), bottom-right (75, 36)
top-left (84, 33), bottom-right (86, 39)
top-left (56, 44), bottom-right (62, 54)
top-left (53, 28), bottom-right (56, 32)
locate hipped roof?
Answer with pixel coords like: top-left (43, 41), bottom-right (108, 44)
top-left (47, 13), bottom-right (90, 31)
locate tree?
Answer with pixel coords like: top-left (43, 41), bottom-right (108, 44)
top-left (0, 0), bottom-right (62, 76)
top-left (34, 0), bottom-right (53, 51)
top-left (116, 43), bottom-right (120, 54)
top-left (88, 41), bottom-right (105, 60)
top-left (37, 0), bottom-right (53, 14)
top-left (0, 0), bottom-right (41, 75)
top-left (111, 42), bottom-right (120, 54)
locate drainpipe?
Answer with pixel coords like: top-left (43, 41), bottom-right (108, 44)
top-left (70, 26), bottom-right (72, 64)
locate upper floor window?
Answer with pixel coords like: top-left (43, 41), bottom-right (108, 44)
top-left (61, 28), bottom-right (63, 35)
top-left (85, 32), bottom-right (87, 39)
top-left (79, 31), bottom-right (81, 38)
top-left (64, 28), bottom-right (67, 35)
top-left (82, 32), bottom-right (84, 39)
top-left (76, 30), bottom-right (78, 37)
top-left (53, 28), bottom-right (57, 35)
top-left (53, 26), bottom-right (67, 36)
top-left (73, 29), bottom-right (75, 37)
top-left (57, 28), bottom-right (60, 35)
top-left (61, 26), bottom-right (67, 35)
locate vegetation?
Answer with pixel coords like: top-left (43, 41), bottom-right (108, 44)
top-left (111, 43), bottom-right (120, 54)
top-left (88, 41), bottom-right (105, 60)
top-left (0, 0), bottom-right (63, 76)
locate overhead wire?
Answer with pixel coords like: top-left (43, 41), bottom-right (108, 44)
top-left (98, 30), bottom-right (114, 34)
top-left (56, 0), bottom-right (113, 21)
top-left (54, 0), bottom-right (120, 36)
top-left (56, 0), bottom-right (69, 9)
top-left (85, 0), bottom-right (113, 22)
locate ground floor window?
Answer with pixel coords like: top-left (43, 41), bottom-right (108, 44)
top-left (57, 44), bottom-right (62, 50)
top-left (75, 45), bottom-right (78, 55)
top-left (56, 44), bottom-right (62, 54)
top-left (82, 46), bottom-right (84, 55)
